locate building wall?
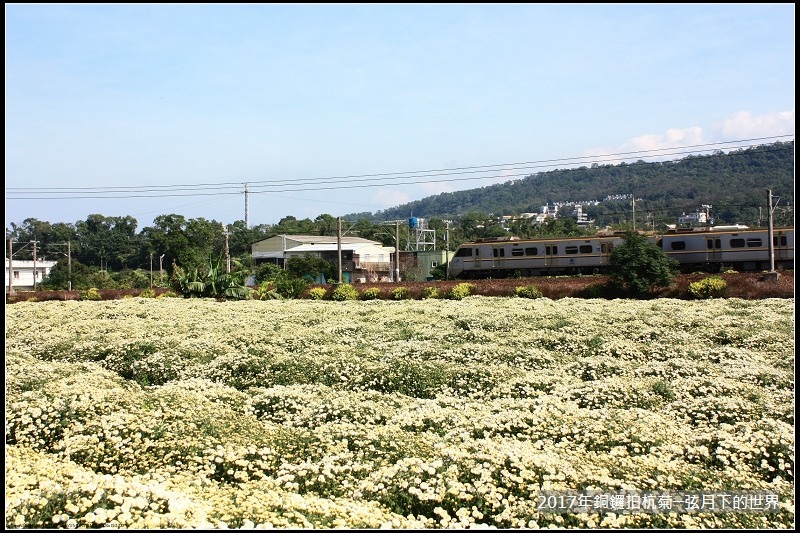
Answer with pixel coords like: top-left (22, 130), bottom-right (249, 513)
top-left (400, 250), bottom-right (448, 280)
top-left (251, 236), bottom-right (289, 254)
top-left (251, 236), bottom-right (396, 282)
top-left (5, 259), bottom-right (58, 290)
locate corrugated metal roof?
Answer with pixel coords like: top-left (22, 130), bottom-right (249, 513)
top-left (286, 242), bottom-right (392, 253)
top-left (283, 235), bottom-right (379, 245)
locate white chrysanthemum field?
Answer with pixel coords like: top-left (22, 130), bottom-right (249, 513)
top-left (5, 296), bottom-right (794, 529)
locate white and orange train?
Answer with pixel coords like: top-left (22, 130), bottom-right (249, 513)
top-left (447, 226), bottom-right (794, 279)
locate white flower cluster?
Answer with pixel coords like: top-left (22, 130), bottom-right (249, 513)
top-left (5, 297), bottom-right (794, 528)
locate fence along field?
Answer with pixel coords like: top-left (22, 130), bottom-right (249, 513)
top-left (5, 296), bottom-right (795, 528)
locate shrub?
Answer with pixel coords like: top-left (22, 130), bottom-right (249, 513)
top-left (255, 283), bottom-right (281, 300)
top-left (514, 285), bottom-right (543, 299)
top-left (390, 287), bottom-right (410, 300)
top-left (275, 273), bottom-right (309, 299)
top-left (421, 286), bottom-right (440, 299)
top-left (307, 287), bottom-right (328, 300)
top-left (609, 230), bottom-right (680, 296)
top-left (448, 282), bottom-right (475, 300)
top-left (361, 287), bottom-right (382, 300)
top-left (254, 262), bottom-right (283, 285)
top-left (138, 288), bottom-right (157, 298)
top-left (331, 283), bottom-right (359, 301)
top-left (652, 379), bottom-right (676, 401)
top-left (157, 291), bottom-right (178, 298)
top-left (429, 263), bottom-right (447, 281)
top-left (688, 276), bottom-right (728, 299)
top-left (81, 287), bottom-right (102, 301)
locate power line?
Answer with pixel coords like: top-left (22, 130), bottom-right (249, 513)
top-left (5, 136), bottom-right (793, 200)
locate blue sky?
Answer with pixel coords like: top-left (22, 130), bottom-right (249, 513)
top-left (5, 3), bottom-right (795, 230)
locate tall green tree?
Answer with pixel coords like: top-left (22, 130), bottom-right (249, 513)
top-left (39, 258), bottom-right (91, 290)
top-left (74, 215), bottom-right (139, 271)
top-left (7, 219), bottom-right (78, 261)
top-left (609, 230), bottom-right (680, 296)
top-left (314, 214), bottom-right (338, 236)
top-left (138, 215), bottom-right (223, 274)
top-left (273, 216), bottom-right (315, 235)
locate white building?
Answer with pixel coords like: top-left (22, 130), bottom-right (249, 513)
top-left (5, 259), bottom-right (59, 291)
top-left (251, 235), bottom-right (395, 283)
top-left (677, 211), bottom-right (708, 225)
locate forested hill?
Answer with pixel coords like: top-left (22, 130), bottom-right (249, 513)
top-left (347, 141), bottom-right (794, 227)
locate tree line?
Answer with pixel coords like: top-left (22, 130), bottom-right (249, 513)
top-left (356, 141), bottom-right (794, 228)
top-left (6, 140), bottom-right (794, 292)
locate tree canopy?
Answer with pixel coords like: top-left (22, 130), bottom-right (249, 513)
top-left (609, 231), bottom-right (680, 296)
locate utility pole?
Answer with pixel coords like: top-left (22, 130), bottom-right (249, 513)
top-left (159, 254), bottom-right (165, 283)
top-left (244, 183), bottom-right (250, 229)
top-left (631, 194), bottom-right (635, 231)
top-left (32, 240), bottom-right (38, 291)
top-left (337, 217), bottom-right (343, 284)
top-left (150, 252), bottom-right (154, 288)
top-left (7, 237), bottom-right (14, 294)
top-left (223, 225), bottom-right (231, 273)
top-left (767, 189), bottom-right (776, 274)
top-left (445, 221), bottom-right (450, 280)
top-left (395, 220), bottom-right (401, 282)
top-left (67, 240), bottom-right (72, 291)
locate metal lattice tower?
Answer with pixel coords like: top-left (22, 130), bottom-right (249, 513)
top-left (408, 217), bottom-right (436, 250)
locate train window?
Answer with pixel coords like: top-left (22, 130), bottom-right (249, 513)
top-left (493, 248), bottom-right (505, 258)
top-left (746, 238), bottom-right (762, 247)
top-left (454, 248), bottom-right (473, 257)
top-left (525, 247), bottom-right (538, 256)
top-left (774, 236), bottom-right (788, 246)
top-left (565, 246), bottom-right (578, 255)
top-left (546, 245), bottom-right (558, 255)
top-left (706, 239), bottom-right (721, 249)
top-left (579, 245), bottom-right (593, 253)
top-left (511, 248), bottom-right (524, 256)
top-left (670, 241), bottom-right (686, 251)
top-left (730, 239), bottom-right (745, 248)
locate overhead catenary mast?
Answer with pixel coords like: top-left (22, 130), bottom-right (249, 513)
top-left (244, 183), bottom-right (250, 229)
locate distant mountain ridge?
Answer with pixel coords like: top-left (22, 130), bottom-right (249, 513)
top-left (346, 141), bottom-right (794, 227)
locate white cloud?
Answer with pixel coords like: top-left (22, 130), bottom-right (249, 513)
top-left (583, 109), bottom-right (794, 165)
top-left (585, 127), bottom-right (706, 164)
top-left (715, 110), bottom-right (795, 139)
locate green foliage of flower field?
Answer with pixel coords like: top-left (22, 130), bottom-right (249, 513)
top-left (5, 297), bottom-right (795, 529)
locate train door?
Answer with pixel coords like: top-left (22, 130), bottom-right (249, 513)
top-left (706, 237), bottom-right (722, 262)
top-left (544, 243), bottom-right (558, 266)
top-left (599, 241), bottom-right (614, 265)
top-left (492, 246), bottom-right (506, 269)
top-left (773, 231), bottom-right (790, 261)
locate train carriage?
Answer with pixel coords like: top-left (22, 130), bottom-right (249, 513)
top-left (658, 226), bottom-right (794, 273)
top-left (448, 234), bottom-right (626, 279)
top-left (448, 227), bottom-right (794, 279)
